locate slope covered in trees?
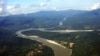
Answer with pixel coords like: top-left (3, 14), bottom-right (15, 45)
top-left (0, 9), bottom-right (100, 56)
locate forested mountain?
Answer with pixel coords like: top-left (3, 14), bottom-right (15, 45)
top-left (0, 9), bottom-right (100, 30)
top-left (0, 9), bottom-right (100, 56)
top-left (63, 9), bottom-right (100, 29)
top-left (0, 10), bottom-right (85, 30)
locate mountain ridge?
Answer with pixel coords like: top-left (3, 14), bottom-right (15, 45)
top-left (0, 9), bottom-right (100, 30)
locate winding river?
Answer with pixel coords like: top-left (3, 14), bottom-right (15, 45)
top-left (16, 28), bottom-right (72, 56)
top-left (16, 28), bottom-right (99, 56)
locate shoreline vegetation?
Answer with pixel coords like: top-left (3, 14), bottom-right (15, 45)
top-left (22, 29), bottom-right (100, 56)
top-left (0, 28), bottom-right (54, 56)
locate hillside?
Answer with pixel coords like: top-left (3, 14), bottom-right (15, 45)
top-left (0, 9), bottom-right (100, 56)
top-left (64, 9), bottom-right (100, 29)
top-left (0, 10), bottom-right (85, 30)
top-left (0, 9), bottom-right (100, 30)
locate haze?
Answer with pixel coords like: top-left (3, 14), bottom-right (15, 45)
top-left (0, 0), bottom-right (100, 14)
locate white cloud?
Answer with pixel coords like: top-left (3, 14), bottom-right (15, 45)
top-left (7, 6), bottom-right (16, 10)
top-left (7, 4), bottom-right (22, 14)
top-left (30, 2), bottom-right (49, 8)
top-left (87, 3), bottom-right (100, 10)
top-left (51, 6), bottom-right (57, 10)
top-left (7, 4), bottom-right (20, 10)
top-left (0, 7), bottom-right (2, 12)
top-left (40, 2), bottom-right (48, 7)
top-left (5, 2), bottom-right (58, 14)
top-left (7, 4), bottom-right (38, 14)
top-left (91, 3), bottom-right (100, 10)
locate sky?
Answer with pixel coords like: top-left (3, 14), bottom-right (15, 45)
top-left (1, 0), bottom-right (100, 14)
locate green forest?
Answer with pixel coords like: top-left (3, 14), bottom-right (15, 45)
top-left (0, 9), bottom-right (100, 56)
top-left (0, 28), bottom-right (54, 56)
top-left (22, 30), bottom-right (100, 56)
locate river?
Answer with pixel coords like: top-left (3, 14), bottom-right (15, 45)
top-left (16, 28), bottom-right (100, 56)
top-left (16, 28), bottom-right (72, 56)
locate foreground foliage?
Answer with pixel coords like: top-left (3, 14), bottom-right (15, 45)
top-left (23, 30), bottom-right (100, 56)
top-left (0, 28), bottom-right (54, 56)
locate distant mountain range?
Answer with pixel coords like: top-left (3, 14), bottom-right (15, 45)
top-left (0, 9), bottom-right (100, 30)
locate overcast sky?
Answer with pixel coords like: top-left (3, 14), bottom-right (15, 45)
top-left (1, 0), bottom-right (100, 14)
